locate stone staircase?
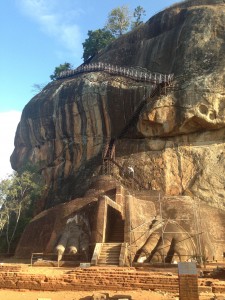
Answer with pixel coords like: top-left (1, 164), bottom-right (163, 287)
top-left (98, 243), bottom-right (122, 266)
top-left (108, 218), bottom-right (124, 243)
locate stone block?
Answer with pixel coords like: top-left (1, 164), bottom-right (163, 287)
top-left (80, 262), bottom-right (91, 268)
top-left (92, 292), bottom-right (109, 300)
top-left (198, 285), bottom-right (212, 293)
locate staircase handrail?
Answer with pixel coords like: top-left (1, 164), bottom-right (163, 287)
top-left (119, 242), bottom-right (128, 267)
top-left (57, 62), bottom-right (174, 85)
top-left (91, 243), bottom-right (103, 266)
top-left (118, 96), bottom-right (147, 139)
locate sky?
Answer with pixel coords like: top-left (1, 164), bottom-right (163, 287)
top-left (0, 0), bottom-right (179, 179)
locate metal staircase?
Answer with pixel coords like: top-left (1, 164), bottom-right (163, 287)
top-left (102, 139), bottom-right (115, 175)
top-left (118, 97), bottom-right (147, 139)
top-left (57, 62), bottom-right (174, 85)
top-left (101, 72), bottom-right (174, 189)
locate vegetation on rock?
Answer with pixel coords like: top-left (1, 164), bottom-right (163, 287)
top-left (105, 5), bottom-right (131, 37)
top-left (0, 166), bottom-right (45, 253)
top-left (131, 6), bottom-right (146, 29)
top-left (82, 29), bottom-right (115, 62)
top-left (50, 62), bottom-right (73, 81)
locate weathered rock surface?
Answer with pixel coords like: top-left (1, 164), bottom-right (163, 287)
top-left (11, 0), bottom-right (225, 212)
top-left (15, 175), bottom-right (225, 261)
top-left (11, 73), bottom-right (150, 207)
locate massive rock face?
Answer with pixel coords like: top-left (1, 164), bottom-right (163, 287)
top-left (11, 0), bottom-right (225, 213)
top-left (11, 73), bottom-right (150, 208)
top-left (15, 175), bottom-right (225, 261)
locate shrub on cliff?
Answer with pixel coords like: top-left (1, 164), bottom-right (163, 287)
top-left (50, 62), bottom-right (73, 81)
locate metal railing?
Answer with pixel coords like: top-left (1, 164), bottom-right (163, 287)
top-left (57, 62), bottom-right (174, 85)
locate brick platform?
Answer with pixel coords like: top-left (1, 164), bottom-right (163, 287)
top-left (0, 265), bottom-right (224, 295)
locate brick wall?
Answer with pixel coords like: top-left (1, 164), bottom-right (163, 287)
top-left (0, 266), bottom-right (179, 292)
top-left (0, 266), bottom-right (224, 294)
top-left (179, 274), bottom-right (199, 300)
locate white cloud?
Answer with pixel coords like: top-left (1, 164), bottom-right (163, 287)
top-left (18, 0), bottom-right (83, 56)
top-left (0, 111), bottom-right (21, 180)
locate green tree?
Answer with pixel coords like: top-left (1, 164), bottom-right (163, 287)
top-left (131, 6), bottom-right (146, 29)
top-left (0, 178), bottom-right (9, 236)
top-left (50, 62), bottom-right (73, 81)
top-left (105, 5), bottom-right (131, 37)
top-left (0, 168), bottom-right (45, 253)
top-left (82, 29), bottom-right (115, 62)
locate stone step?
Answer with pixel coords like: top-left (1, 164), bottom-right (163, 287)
top-left (101, 248), bottom-right (120, 250)
top-left (98, 258), bottom-right (119, 262)
top-left (100, 252), bottom-right (120, 255)
top-left (100, 251), bottom-right (121, 255)
top-left (97, 243), bottom-right (122, 265)
top-left (100, 254), bottom-right (120, 258)
top-left (100, 249), bottom-right (121, 252)
top-left (100, 246), bottom-right (121, 249)
top-left (99, 253), bottom-right (120, 257)
top-left (100, 248), bottom-right (121, 252)
top-left (101, 243), bottom-right (121, 246)
top-left (101, 243), bottom-right (121, 245)
top-left (101, 246), bottom-right (121, 249)
top-left (98, 258), bottom-right (120, 262)
top-left (97, 262), bottom-right (120, 264)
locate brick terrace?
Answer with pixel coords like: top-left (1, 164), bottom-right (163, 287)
top-left (0, 264), bottom-right (225, 294)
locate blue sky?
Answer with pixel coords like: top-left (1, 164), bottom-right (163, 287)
top-left (0, 0), bottom-right (179, 178)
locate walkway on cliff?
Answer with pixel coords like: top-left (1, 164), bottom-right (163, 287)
top-left (56, 62), bottom-right (174, 85)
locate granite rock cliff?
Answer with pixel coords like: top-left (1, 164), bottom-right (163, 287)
top-left (11, 0), bottom-right (225, 210)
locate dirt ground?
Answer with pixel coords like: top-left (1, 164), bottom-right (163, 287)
top-left (0, 289), bottom-right (177, 300)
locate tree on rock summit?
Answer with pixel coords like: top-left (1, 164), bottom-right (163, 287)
top-left (82, 29), bottom-right (115, 62)
top-left (105, 5), bottom-right (131, 37)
